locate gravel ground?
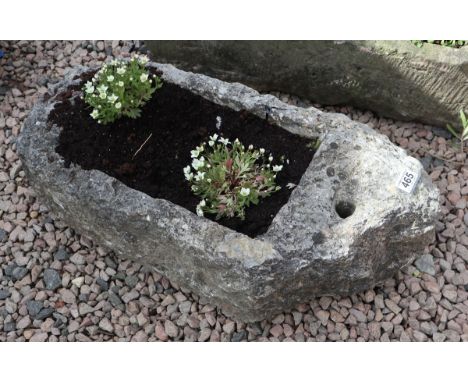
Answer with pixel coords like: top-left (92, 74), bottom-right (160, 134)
top-left (0, 40), bottom-right (467, 342)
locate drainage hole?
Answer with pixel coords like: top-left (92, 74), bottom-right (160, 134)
top-left (335, 201), bottom-right (355, 219)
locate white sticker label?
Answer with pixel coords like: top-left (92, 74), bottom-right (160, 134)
top-left (397, 168), bottom-right (420, 194)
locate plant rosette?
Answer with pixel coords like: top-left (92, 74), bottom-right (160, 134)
top-left (184, 135), bottom-right (285, 220)
top-left (83, 54), bottom-right (162, 124)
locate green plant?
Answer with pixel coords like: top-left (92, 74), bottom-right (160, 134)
top-left (412, 40), bottom-right (467, 48)
top-left (446, 110), bottom-right (468, 154)
top-left (83, 54), bottom-right (162, 124)
top-left (307, 137), bottom-right (321, 150)
top-left (184, 135), bottom-right (284, 219)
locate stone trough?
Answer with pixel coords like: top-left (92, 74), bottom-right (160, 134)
top-left (17, 63), bottom-right (440, 322)
top-left (147, 40), bottom-right (468, 127)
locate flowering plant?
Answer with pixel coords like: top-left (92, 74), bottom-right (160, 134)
top-left (184, 135), bottom-right (284, 219)
top-left (83, 54), bottom-right (162, 124)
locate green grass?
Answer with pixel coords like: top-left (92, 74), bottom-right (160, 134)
top-left (446, 110), bottom-right (468, 154)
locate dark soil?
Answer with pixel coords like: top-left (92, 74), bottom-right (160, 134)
top-left (52, 70), bottom-right (316, 237)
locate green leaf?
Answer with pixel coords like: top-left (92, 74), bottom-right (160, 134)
top-left (460, 110), bottom-right (467, 127)
top-left (446, 124), bottom-right (460, 139)
top-left (462, 128), bottom-right (468, 140)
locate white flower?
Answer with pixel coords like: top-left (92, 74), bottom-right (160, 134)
top-left (219, 137), bottom-right (230, 145)
top-left (115, 102), bottom-right (122, 109)
top-left (84, 81), bottom-right (94, 93)
top-left (97, 85), bottom-right (108, 93)
top-left (273, 165), bottom-right (283, 172)
top-left (216, 116), bottom-right (222, 129)
top-left (195, 172), bottom-right (205, 181)
top-left (207, 178), bottom-right (212, 183)
top-left (208, 135), bottom-right (217, 145)
top-left (107, 75), bottom-right (114, 82)
top-left (116, 67), bottom-right (126, 75)
top-left (196, 200), bottom-right (206, 216)
top-left (260, 148), bottom-right (265, 154)
top-left (191, 149), bottom-right (200, 158)
top-left (234, 138), bottom-right (240, 144)
top-left (183, 166), bottom-right (193, 180)
top-left (268, 156), bottom-right (273, 162)
top-left (90, 110), bottom-right (99, 119)
top-left (108, 94), bottom-right (118, 103)
top-left (248, 144), bottom-right (253, 150)
top-left (138, 55), bottom-right (149, 65)
top-left (240, 187), bottom-right (250, 197)
top-left (191, 185), bottom-right (198, 192)
top-left (192, 157), bottom-right (205, 170)
top-left (99, 92), bottom-right (107, 100)
top-left (118, 81), bottom-right (124, 87)
top-left (286, 183), bottom-right (296, 189)
top-left (140, 73), bottom-right (149, 82)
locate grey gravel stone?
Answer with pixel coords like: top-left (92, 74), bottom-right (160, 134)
top-left (109, 293), bottom-right (124, 310)
top-left (231, 330), bottom-right (247, 342)
top-left (12, 266), bottom-right (28, 281)
top-left (54, 247), bottom-right (70, 261)
top-left (98, 317), bottom-right (113, 332)
top-left (415, 254), bottom-right (436, 276)
top-left (433, 333), bottom-right (447, 342)
top-left (35, 307), bottom-right (55, 320)
top-left (350, 308), bottom-right (367, 323)
top-left (179, 301), bottom-right (192, 314)
top-left (43, 269), bottom-right (61, 290)
top-left (96, 278), bottom-right (109, 291)
top-left (0, 228), bottom-right (7, 242)
top-left (0, 289), bottom-right (11, 300)
top-left (3, 322), bottom-right (17, 332)
top-left (125, 275), bottom-right (139, 288)
top-left (164, 321), bottom-right (179, 338)
top-left (17, 316), bottom-right (32, 330)
top-left (26, 300), bottom-right (44, 317)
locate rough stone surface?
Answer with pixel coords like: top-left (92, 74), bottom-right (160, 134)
top-left (146, 40), bottom-right (468, 127)
top-left (16, 62), bottom-right (439, 322)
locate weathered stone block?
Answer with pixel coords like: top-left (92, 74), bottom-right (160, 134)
top-left (17, 63), bottom-right (439, 322)
top-left (146, 40), bottom-right (468, 127)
